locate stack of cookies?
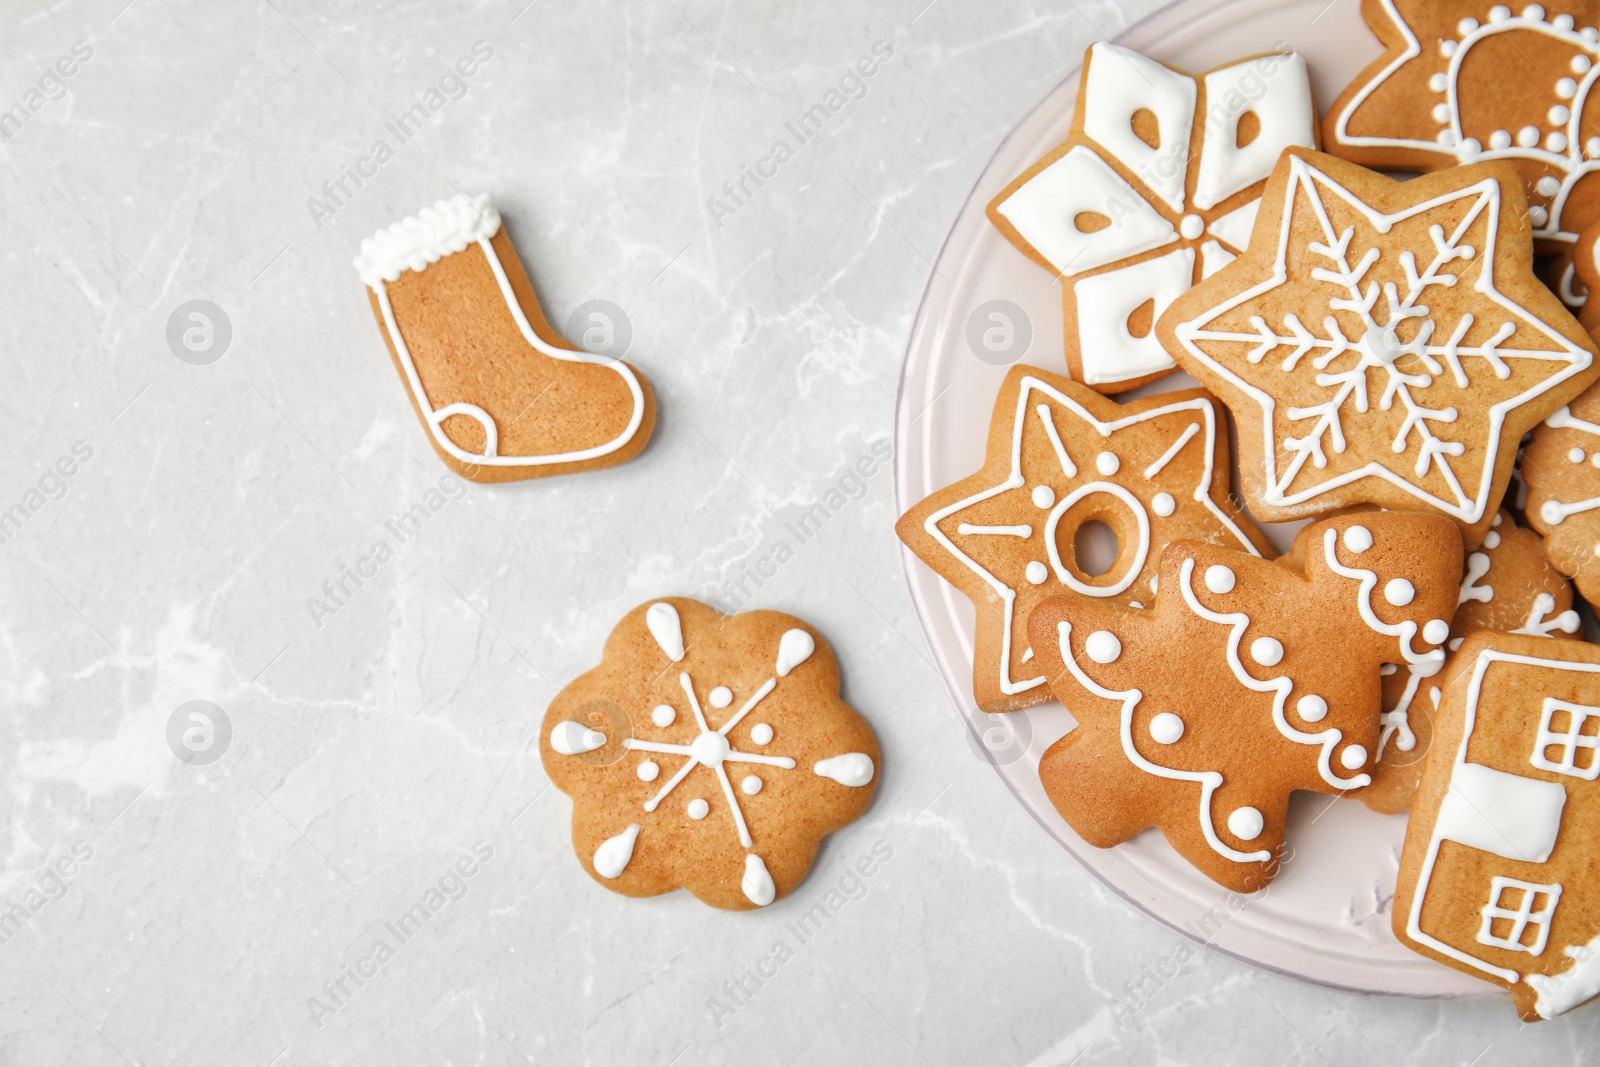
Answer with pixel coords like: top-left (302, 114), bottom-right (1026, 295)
top-left (897, 3), bottom-right (1600, 1022)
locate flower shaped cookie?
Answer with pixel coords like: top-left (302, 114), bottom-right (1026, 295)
top-left (541, 598), bottom-right (878, 911)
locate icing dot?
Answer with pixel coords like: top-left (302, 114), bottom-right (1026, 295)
top-left (1523, 5), bottom-right (1544, 21)
top-left (1429, 71), bottom-right (1449, 92)
top-left (1559, 77), bottom-right (1579, 99)
top-left (1437, 128), bottom-right (1460, 147)
top-left (1441, 39), bottom-right (1458, 57)
top-left (1484, 530), bottom-right (1503, 549)
top-left (1532, 205), bottom-right (1551, 227)
top-left (1458, 137), bottom-right (1482, 160)
top-left (709, 686), bottom-right (732, 709)
top-left (1180, 214), bottom-right (1204, 240)
top-left (1149, 713), bottom-right (1184, 745)
top-left (1340, 744), bottom-right (1368, 770)
top-left (1493, 513), bottom-right (1503, 527)
top-left (1297, 694), bottom-right (1328, 722)
top-left (1026, 561), bottom-right (1049, 585)
top-left (1150, 574), bottom-right (1159, 594)
top-left (1595, 542), bottom-right (1600, 556)
top-left (1152, 492), bottom-right (1176, 516)
top-left (1096, 451), bottom-right (1120, 476)
top-left (637, 760), bottom-right (660, 782)
top-left (1548, 500), bottom-right (1570, 524)
top-left (741, 775), bottom-right (762, 795)
top-left (1551, 104), bottom-right (1572, 125)
top-left (1384, 578), bottom-right (1415, 606)
top-left (1250, 637), bottom-right (1284, 667)
top-left (1343, 525), bottom-right (1374, 553)
top-left (1593, 453), bottom-right (1600, 468)
top-left (1555, 13), bottom-right (1575, 29)
top-left (687, 798), bottom-right (709, 820)
top-left (1458, 16), bottom-right (1479, 34)
top-left (1085, 630), bottom-right (1122, 664)
top-left (1490, 129), bottom-right (1513, 150)
top-left (1032, 485), bottom-right (1055, 509)
top-left (1228, 807), bottom-right (1265, 841)
top-left (1449, 637), bottom-right (1465, 652)
top-left (1432, 102), bottom-right (1451, 124)
top-left (1518, 125), bottom-right (1541, 147)
top-left (1578, 53), bottom-right (1595, 73)
top-left (751, 723), bottom-right (773, 745)
top-left (1571, 447), bottom-right (1587, 463)
top-left (1204, 565), bottom-right (1236, 594)
top-left (1547, 132), bottom-right (1568, 153)
top-left (652, 704), bottom-right (676, 727)
top-left (1589, 137), bottom-right (1600, 158)
top-left (1424, 618), bottom-right (1452, 645)
top-left (1588, 27), bottom-right (1600, 42)
top-left (1488, 5), bottom-right (1510, 22)
top-left (1539, 176), bottom-right (1564, 198)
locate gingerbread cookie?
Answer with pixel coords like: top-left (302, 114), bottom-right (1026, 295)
top-left (987, 43), bottom-right (1316, 393)
top-left (1160, 147), bottom-right (1599, 549)
top-left (1523, 378), bottom-right (1600, 601)
top-left (1396, 632), bottom-right (1600, 1021)
top-left (355, 194), bottom-right (655, 483)
top-left (895, 364), bottom-right (1271, 714)
top-left (1363, 509), bottom-right (1580, 815)
top-left (541, 598), bottom-right (878, 911)
top-left (1029, 511), bottom-right (1461, 892)
top-left (1570, 218), bottom-right (1600, 334)
top-left (1325, 1), bottom-right (1600, 247)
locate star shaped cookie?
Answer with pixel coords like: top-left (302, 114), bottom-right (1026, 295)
top-left (1029, 511), bottom-right (1463, 892)
top-left (1159, 148), bottom-right (1599, 548)
top-left (988, 43), bottom-right (1317, 393)
top-left (896, 364), bottom-right (1270, 714)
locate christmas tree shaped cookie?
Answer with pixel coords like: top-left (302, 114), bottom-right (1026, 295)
top-left (1029, 511), bottom-right (1462, 892)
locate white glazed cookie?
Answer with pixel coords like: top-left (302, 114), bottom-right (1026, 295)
top-left (1396, 632), bottom-right (1600, 1021)
top-left (987, 43), bottom-right (1317, 393)
top-left (1159, 147), bottom-right (1600, 549)
top-left (1029, 511), bottom-right (1462, 893)
top-left (541, 599), bottom-right (878, 911)
top-left (356, 194), bottom-right (655, 482)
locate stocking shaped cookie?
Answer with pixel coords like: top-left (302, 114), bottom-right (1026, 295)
top-left (1397, 633), bottom-right (1600, 1021)
top-left (1029, 511), bottom-right (1461, 892)
top-left (355, 194), bottom-right (655, 482)
top-left (1160, 148), bottom-right (1599, 548)
top-left (896, 364), bottom-right (1270, 714)
top-left (542, 599), bottom-right (877, 911)
top-left (987, 43), bottom-right (1317, 393)
top-left (1325, 1), bottom-right (1600, 247)
top-left (1364, 509), bottom-right (1580, 814)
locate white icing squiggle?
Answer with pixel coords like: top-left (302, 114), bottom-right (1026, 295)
top-left (1321, 528), bottom-right (1443, 667)
top-left (355, 193), bottom-right (502, 286)
top-left (1178, 557), bottom-right (1370, 789)
top-left (1055, 619), bottom-right (1271, 864)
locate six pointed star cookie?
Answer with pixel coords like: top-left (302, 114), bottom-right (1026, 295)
top-left (987, 42), bottom-right (1317, 393)
top-left (542, 598), bottom-right (878, 911)
top-left (1325, 0), bottom-right (1600, 246)
top-left (1159, 148), bottom-right (1599, 548)
top-left (1029, 511), bottom-right (1462, 893)
top-left (896, 364), bottom-right (1271, 714)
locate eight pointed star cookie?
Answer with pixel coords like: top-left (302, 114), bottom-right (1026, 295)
top-left (1029, 511), bottom-right (1462, 893)
top-left (1160, 148), bottom-right (1599, 548)
top-left (987, 42), bottom-right (1317, 393)
top-left (541, 598), bottom-right (878, 911)
top-left (896, 364), bottom-right (1271, 715)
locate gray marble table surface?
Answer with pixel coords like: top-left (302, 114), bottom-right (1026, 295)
top-left (2, 0), bottom-right (1596, 1063)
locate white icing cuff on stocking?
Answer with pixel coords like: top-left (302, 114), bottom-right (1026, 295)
top-left (354, 193), bottom-right (502, 287)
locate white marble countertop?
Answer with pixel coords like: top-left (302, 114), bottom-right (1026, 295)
top-left (2, 0), bottom-right (1597, 1063)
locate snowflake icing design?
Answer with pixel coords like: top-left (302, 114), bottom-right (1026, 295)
top-left (543, 601), bottom-right (877, 910)
top-left (1172, 154), bottom-right (1593, 525)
